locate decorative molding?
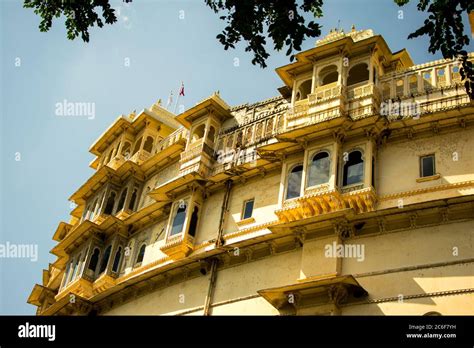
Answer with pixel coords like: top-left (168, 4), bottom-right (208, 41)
top-left (379, 180), bottom-right (474, 201)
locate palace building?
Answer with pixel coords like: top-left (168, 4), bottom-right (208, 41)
top-left (28, 28), bottom-right (474, 315)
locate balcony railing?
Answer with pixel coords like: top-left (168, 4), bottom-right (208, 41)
top-left (308, 84), bottom-right (345, 104)
top-left (379, 56), bottom-right (472, 100)
top-left (155, 127), bottom-right (188, 154)
top-left (275, 185), bottom-right (377, 223)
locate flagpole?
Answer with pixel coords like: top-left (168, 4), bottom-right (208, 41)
top-left (174, 81), bottom-right (185, 114)
top-left (173, 92), bottom-right (181, 114)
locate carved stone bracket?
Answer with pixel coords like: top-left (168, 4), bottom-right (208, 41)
top-left (333, 219), bottom-right (355, 240)
top-left (328, 284), bottom-right (349, 306)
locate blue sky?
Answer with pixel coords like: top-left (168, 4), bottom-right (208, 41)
top-left (0, 0), bottom-right (472, 314)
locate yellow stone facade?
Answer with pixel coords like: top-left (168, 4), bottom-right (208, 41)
top-left (28, 28), bottom-right (474, 316)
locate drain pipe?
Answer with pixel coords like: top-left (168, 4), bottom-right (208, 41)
top-left (203, 179), bottom-right (233, 316)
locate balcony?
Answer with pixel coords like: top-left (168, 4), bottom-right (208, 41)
top-left (179, 138), bottom-right (215, 177)
top-left (287, 83), bottom-right (346, 128)
top-left (55, 277), bottom-right (94, 301)
top-left (160, 234), bottom-right (195, 260)
top-left (275, 185), bottom-right (377, 223)
top-left (379, 56), bottom-right (473, 118)
top-left (129, 149), bottom-right (152, 165)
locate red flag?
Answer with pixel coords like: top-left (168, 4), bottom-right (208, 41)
top-left (178, 82), bottom-right (185, 97)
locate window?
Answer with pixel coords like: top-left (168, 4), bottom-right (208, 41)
top-left (395, 79), bottom-right (404, 96)
top-left (286, 165), bottom-right (303, 200)
top-left (170, 203), bottom-right (187, 236)
top-left (88, 248), bottom-right (100, 272)
top-left (423, 71), bottom-right (432, 90)
top-left (242, 199), bottom-right (254, 220)
top-left (207, 126), bottom-right (216, 143)
top-left (63, 262), bottom-right (72, 287)
top-left (308, 152), bottom-right (330, 187)
top-left (89, 199), bottom-right (98, 221)
top-left (121, 142), bottom-right (131, 157)
top-left (188, 206), bottom-right (199, 237)
top-left (420, 155), bottom-right (435, 177)
top-left (409, 75), bottom-right (418, 93)
top-left (103, 192), bottom-right (116, 215)
top-left (72, 254), bottom-right (81, 280)
top-left (112, 247), bottom-right (122, 273)
top-left (296, 79), bottom-right (312, 100)
top-left (143, 136), bottom-right (154, 153)
top-left (128, 188), bottom-right (138, 211)
top-left (98, 245), bottom-right (112, 274)
top-left (135, 244), bottom-right (146, 265)
top-left (192, 124), bottom-right (205, 142)
top-left (343, 151), bottom-right (364, 186)
top-left (347, 63), bottom-right (369, 86)
top-left (319, 65), bottom-right (338, 86)
top-left (117, 189), bottom-right (128, 212)
top-left (132, 137), bottom-right (142, 155)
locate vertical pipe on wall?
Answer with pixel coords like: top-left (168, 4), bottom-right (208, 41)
top-left (203, 179), bottom-right (233, 315)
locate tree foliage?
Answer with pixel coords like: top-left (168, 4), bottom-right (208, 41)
top-left (205, 0), bottom-right (323, 68)
top-left (23, 0), bottom-right (118, 42)
top-left (23, 0), bottom-right (473, 98)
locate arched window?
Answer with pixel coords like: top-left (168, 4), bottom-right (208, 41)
top-left (88, 248), bottom-right (100, 272)
top-left (63, 261), bottom-right (72, 287)
top-left (143, 136), bottom-right (154, 153)
top-left (343, 151), bottom-right (364, 186)
top-left (308, 152), bottom-right (330, 187)
top-left (207, 126), bottom-right (216, 143)
top-left (192, 124), bottom-right (205, 142)
top-left (277, 115), bottom-right (284, 132)
top-left (245, 127), bottom-right (253, 143)
top-left (265, 118), bottom-right (274, 137)
top-left (135, 244), bottom-right (146, 265)
top-left (319, 65), bottom-right (338, 86)
top-left (395, 78), bottom-right (404, 96)
top-left (121, 141), bottom-right (131, 157)
top-left (255, 123), bottom-right (263, 141)
top-left (188, 206), bottom-right (199, 237)
top-left (112, 247), bottom-right (122, 273)
top-left (347, 63), bottom-right (369, 86)
top-left (286, 165), bottom-right (303, 200)
top-left (103, 192), bottom-right (116, 215)
top-left (128, 188), bottom-right (138, 211)
top-left (170, 203), bottom-right (187, 236)
top-left (296, 79), bottom-right (312, 100)
top-left (226, 134), bottom-right (234, 149)
top-left (235, 131), bottom-right (243, 147)
top-left (89, 199), bottom-right (98, 221)
top-left (132, 137), bottom-right (142, 155)
top-left (117, 188), bottom-right (128, 212)
top-left (72, 254), bottom-right (81, 280)
top-left (99, 245), bottom-right (112, 274)
top-left (409, 75), bottom-right (418, 93)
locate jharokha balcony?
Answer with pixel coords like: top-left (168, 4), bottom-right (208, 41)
top-left (275, 185), bottom-right (377, 223)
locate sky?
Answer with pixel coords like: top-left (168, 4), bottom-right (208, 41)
top-left (0, 0), bottom-right (473, 315)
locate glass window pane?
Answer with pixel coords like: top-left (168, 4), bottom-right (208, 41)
top-left (343, 151), bottom-right (364, 186)
top-left (286, 165), bottom-right (303, 199)
top-left (308, 152), bottom-right (330, 186)
top-left (421, 156), bottom-right (435, 177)
top-left (170, 204), bottom-right (187, 236)
top-left (243, 200), bottom-right (254, 219)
